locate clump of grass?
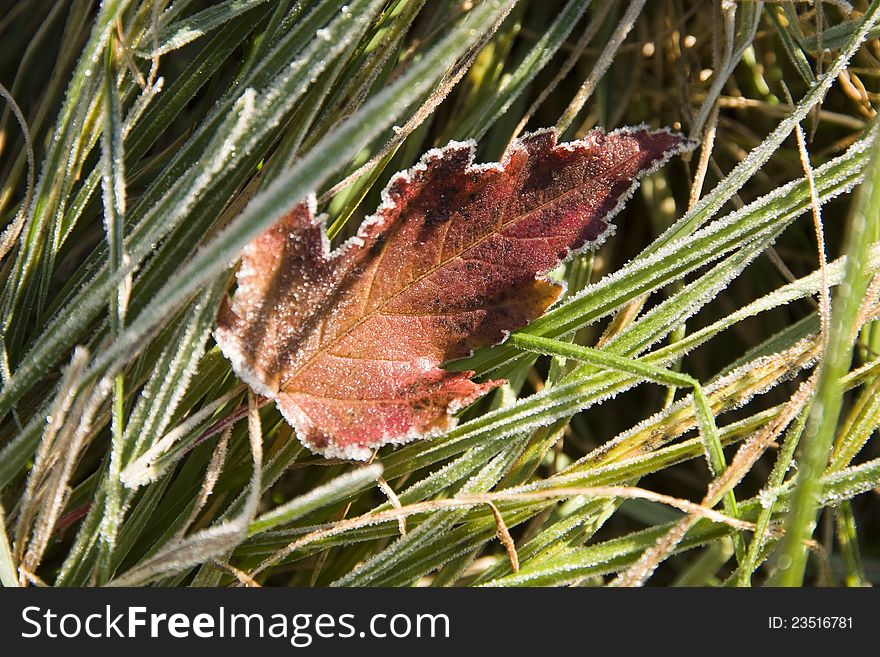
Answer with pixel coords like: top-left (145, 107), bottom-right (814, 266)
top-left (1, 0), bottom-right (879, 587)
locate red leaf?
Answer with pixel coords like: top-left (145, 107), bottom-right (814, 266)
top-left (215, 127), bottom-right (692, 459)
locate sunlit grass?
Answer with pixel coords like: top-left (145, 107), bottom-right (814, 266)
top-left (1, 0), bottom-right (879, 587)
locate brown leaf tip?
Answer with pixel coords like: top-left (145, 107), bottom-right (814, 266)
top-left (215, 126), bottom-right (694, 460)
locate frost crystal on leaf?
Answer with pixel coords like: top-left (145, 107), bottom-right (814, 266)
top-left (215, 126), bottom-right (693, 459)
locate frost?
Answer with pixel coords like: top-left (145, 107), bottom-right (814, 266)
top-left (758, 485), bottom-right (787, 509)
top-left (333, 445), bottom-right (522, 585)
top-left (527, 126), bottom-right (875, 348)
top-left (217, 127), bottom-right (691, 459)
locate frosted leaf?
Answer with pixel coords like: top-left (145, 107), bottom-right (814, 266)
top-left (216, 127), bottom-right (692, 459)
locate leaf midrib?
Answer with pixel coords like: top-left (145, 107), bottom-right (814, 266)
top-left (282, 147), bottom-right (648, 392)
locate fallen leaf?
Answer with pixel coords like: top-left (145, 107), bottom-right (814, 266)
top-left (215, 126), bottom-right (693, 459)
